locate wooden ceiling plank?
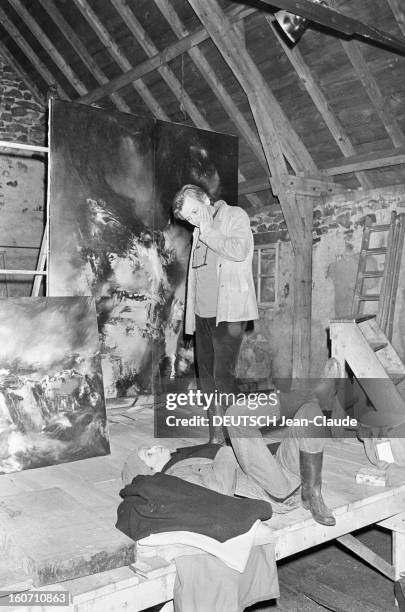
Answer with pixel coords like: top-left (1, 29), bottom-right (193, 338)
top-left (38, 0), bottom-right (130, 113)
top-left (187, 0), bottom-right (319, 178)
top-left (0, 6), bottom-right (68, 101)
top-left (0, 40), bottom-right (45, 107)
top-left (71, 0), bottom-right (168, 121)
top-left (264, 15), bottom-right (374, 191)
top-left (8, 0), bottom-right (88, 97)
top-left (341, 39), bottom-right (405, 148)
top-left (153, 0), bottom-right (268, 171)
top-left (109, 0), bottom-right (261, 209)
top-left (77, 6), bottom-right (260, 106)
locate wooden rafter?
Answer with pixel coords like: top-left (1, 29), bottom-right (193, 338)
top-left (0, 40), bottom-right (45, 107)
top-left (107, 0), bottom-right (262, 208)
top-left (388, 0), bottom-right (405, 37)
top-left (38, 0), bottom-right (131, 113)
top-left (78, 6), bottom-right (256, 106)
top-left (258, 0), bottom-right (405, 55)
top-left (341, 39), bottom-right (405, 148)
top-left (154, 0), bottom-right (268, 172)
top-left (264, 15), bottom-right (374, 191)
top-left (0, 6), bottom-right (68, 100)
top-left (8, 0), bottom-right (88, 96)
top-left (71, 0), bottom-right (168, 121)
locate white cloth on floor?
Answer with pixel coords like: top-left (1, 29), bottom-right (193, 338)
top-left (137, 519), bottom-right (273, 572)
top-left (173, 544), bottom-right (279, 612)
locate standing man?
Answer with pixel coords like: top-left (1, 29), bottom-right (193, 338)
top-left (172, 184), bottom-right (258, 443)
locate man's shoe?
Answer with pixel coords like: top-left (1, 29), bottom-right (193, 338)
top-left (300, 450), bottom-right (336, 526)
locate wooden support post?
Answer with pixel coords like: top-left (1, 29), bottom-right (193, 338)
top-left (290, 193), bottom-right (314, 380)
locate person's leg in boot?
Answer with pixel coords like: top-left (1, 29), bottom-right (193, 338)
top-left (277, 400), bottom-right (336, 526)
top-left (226, 398), bottom-right (299, 500)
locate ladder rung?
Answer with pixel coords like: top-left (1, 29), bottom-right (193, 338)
top-left (368, 341), bottom-right (388, 352)
top-left (359, 271), bottom-right (384, 279)
top-left (368, 224), bottom-right (391, 232)
top-left (358, 295), bottom-right (380, 301)
top-left (361, 247), bottom-right (388, 255)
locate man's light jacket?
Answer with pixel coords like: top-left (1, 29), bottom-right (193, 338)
top-left (185, 201), bottom-right (259, 335)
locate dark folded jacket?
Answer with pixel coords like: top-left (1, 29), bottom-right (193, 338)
top-left (116, 472), bottom-right (272, 543)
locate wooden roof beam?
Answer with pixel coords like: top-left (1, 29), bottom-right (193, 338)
top-left (78, 5), bottom-right (257, 106)
top-left (341, 39), bottom-right (405, 148)
top-left (322, 146), bottom-right (405, 176)
top-left (38, 0), bottom-right (131, 113)
top-left (109, 0), bottom-right (262, 209)
top-left (8, 0), bottom-right (88, 97)
top-left (239, 147), bottom-right (405, 194)
top-left (264, 14), bottom-right (374, 191)
top-left (154, 0), bottom-right (268, 171)
top-left (71, 0), bottom-right (169, 120)
top-left (0, 6), bottom-right (68, 101)
top-left (0, 41), bottom-right (45, 107)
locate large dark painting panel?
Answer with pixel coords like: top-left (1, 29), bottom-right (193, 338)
top-left (0, 297), bottom-right (108, 474)
top-left (49, 101), bottom-right (238, 400)
top-left (154, 120), bottom-right (238, 384)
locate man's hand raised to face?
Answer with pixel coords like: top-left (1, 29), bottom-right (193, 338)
top-left (199, 204), bottom-right (214, 237)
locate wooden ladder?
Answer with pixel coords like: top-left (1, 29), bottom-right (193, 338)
top-left (330, 315), bottom-right (405, 417)
top-left (352, 211), bottom-right (405, 340)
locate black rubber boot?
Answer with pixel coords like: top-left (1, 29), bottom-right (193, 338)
top-left (299, 450), bottom-right (336, 526)
top-left (208, 404), bottom-right (226, 445)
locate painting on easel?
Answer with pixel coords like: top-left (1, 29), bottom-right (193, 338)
top-left (0, 297), bottom-right (109, 474)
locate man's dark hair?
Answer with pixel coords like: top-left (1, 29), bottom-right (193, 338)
top-left (172, 184), bottom-right (212, 219)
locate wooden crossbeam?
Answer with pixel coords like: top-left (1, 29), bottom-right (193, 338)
top-left (323, 146), bottom-right (405, 176)
top-left (77, 6), bottom-right (256, 106)
top-left (258, 0), bottom-right (405, 55)
top-left (38, 0), bottom-right (131, 113)
top-left (0, 42), bottom-right (45, 107)
top-left (154, 0), bottom-right (268, 172)
top-left (341, 40), bottom-right (405, 148)
top-left (109, 0), bottom-right (261, 208)
top-left (239, 148), bottom-right (405, 194)
top-left (264, 15), bottom-right (374, 191)
top-left (0, 7), bottom-right (68, 101)
top-left (337, 534), bottom-right (395, 580)
top-left (71, 0), bottom-right (168, 120)
top-left (8, 0), bottom-right (88, 96)
top-left (388, 0), bottom-right (405, 37)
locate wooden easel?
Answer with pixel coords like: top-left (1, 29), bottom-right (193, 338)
top-left (0, 139), bottom-right (49, 297)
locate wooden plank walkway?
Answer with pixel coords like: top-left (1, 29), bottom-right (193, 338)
top-left (2, 405), bottom-right (405, 611)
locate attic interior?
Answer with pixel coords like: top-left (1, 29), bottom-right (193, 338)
top-left (1, 1), bottom-right (405, 610)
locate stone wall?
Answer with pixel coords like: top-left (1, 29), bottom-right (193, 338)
top-left (0, 53), bottom-right (46, 296)
top-left (242, 184), bottom-right (405, 380)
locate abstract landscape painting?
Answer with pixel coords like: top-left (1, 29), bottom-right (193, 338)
top-left (48, 100), bottom-right (238, 400)
top-left (0, 297), bottom-right (109, 474)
